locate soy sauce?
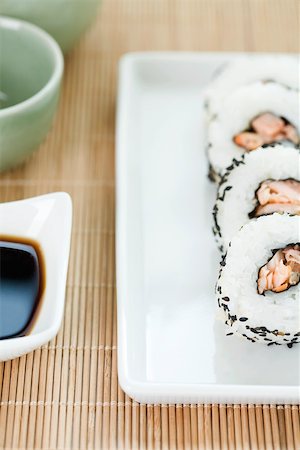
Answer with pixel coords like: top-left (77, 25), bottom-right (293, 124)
top-left (0, 237), bottom-right (45, 340)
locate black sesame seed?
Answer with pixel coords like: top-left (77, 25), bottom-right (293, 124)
top-left (222, 297), bottom-right (230, 302)
top-left (220, 254), bottom-right (227, 267)
top-left (239, 317), bottom-right (248, 322)
top-left (217, 185), bottom-right (233, 201)
top-left (212, 204), bottom-right (222, 238)
top-left (226, 332), bottom-right (234, 336)
top-left (232, 158), bottom-right (245, 167)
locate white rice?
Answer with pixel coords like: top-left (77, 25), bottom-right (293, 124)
top-left (204, 55), bottom-right (299, 118)
top-left (207, 81), bottom-right (299, 180)
top-left (213, 145), bottom-right (300, 251)
top-left (216, 214), bottom-right (300, 346)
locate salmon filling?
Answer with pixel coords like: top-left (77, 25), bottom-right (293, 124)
top-left (250, 179), bottom-right (300, 218)
top-left (234, 112), bottom-right (299, 151)
top-left (258, 244), bottom-right (300, 294)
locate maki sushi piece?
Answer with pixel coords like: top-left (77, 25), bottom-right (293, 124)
top-left (206, 81), bottom-right (299, 182)
top-left (212, 144), bottom-right (300, 251)
top-left (216, 214), bottom-right (300, 346)
top-left (204, 55), bottom-right (299, 119)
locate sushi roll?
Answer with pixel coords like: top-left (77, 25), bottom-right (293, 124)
top-left (207, 81), bottom-right (299, 182)
top-left (216, 214), bottom-right (300, 346)
top-left (204, 55), bottom-right (299, 118)
top-left (213, 144), bottom-right (300, 251)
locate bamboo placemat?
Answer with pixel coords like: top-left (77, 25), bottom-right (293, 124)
top-left (0, 1), bottom-right (299, 449)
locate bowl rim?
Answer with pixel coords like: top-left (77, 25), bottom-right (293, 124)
top-left (0, 15), bottom-right (64, 117)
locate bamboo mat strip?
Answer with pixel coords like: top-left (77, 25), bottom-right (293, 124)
top-left (1, 0), bottom-right (300, 449)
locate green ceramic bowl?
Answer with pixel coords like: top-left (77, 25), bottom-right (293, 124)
top-left (0, 0), bottom-right (101, 53)
top-left (0, 16), bottom-right (63, 172)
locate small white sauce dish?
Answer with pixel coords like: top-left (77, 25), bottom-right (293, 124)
top-left (0, 192), bottom-right (72, 361)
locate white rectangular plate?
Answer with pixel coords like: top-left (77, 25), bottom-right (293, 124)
top-left (116, 52), bottom-right (300, 404)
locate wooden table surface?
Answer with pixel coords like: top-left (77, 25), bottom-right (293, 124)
top-left (0, 1), bottom-right (299, 449)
